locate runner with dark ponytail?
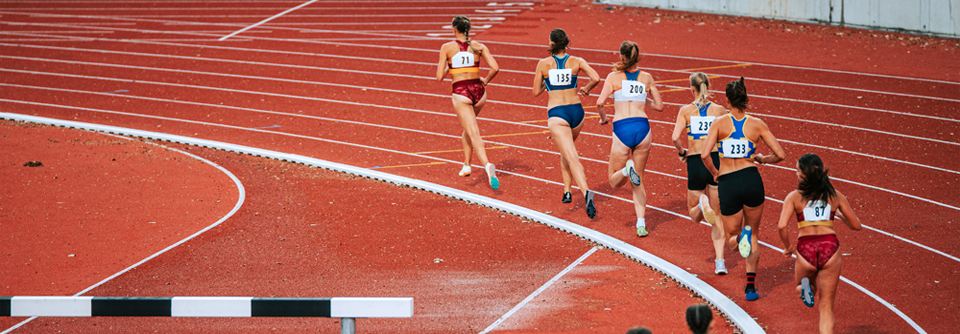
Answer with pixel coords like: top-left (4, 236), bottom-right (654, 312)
top-left (701, 76), bottom-right (786, 301)
top-left (685, 304), bottom-right (714, 334)
top-left (437, 15), bottom-right (500, 189)
top-left (777, 153), bottom-right (862, 334)
top-left (532, 28), bottom-right (600, 218)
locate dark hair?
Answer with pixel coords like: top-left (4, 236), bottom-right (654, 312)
top-left (685, 304), bottom-right (712, 334)
top-left (725, 77), bottom-right (749, 110)
top-left (547, 28), bottom-right (569, 54)
top-left (798, 153), bottom-right (836, 203)
top-left (452, 16), bottom-right (480, 53)
top-left (614, 40), bottom-right (640, 72)
top-left (689, 72), bottom-right (711, 105)
top-left (625, 327), bottom-right (652, 334)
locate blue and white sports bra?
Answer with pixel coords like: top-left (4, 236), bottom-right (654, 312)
top-left (717, 114), bottom-right (758, 159)
top-left (612, 69), bottom-right (647, 102)
top-left (686, 102), bottom-right (715, 140)
top-left (543, 54), bottom-right (578, 91)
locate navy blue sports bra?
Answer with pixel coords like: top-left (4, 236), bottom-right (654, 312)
top-left (543, 54), bottom-right (578, 91)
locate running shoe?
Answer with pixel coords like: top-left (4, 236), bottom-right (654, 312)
top-left (562, 192), bottom-right (572, 203)
top-left (459, 165), bottom-right (471, 177)
top-left (715, 259), bottom-right (727, 275)
top-left (699, 194), bottom-right (716, 225)
top-left (738, 225), bottom-right (753, 258)
top-left (485, 163), bottom-right (499, 190)
top-left (636, 226), bottom-right (649, 237)
top-left (626, 160), bottom-right (641, 186)
top-left (801, 277), bottom-right (815, 307)
top-left (745, 285), bottom-right (759, 301)
top-left (585, 190), bottom-right (596, 218)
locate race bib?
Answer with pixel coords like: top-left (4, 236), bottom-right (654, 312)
top-left (548, 68), bottom-right (572, 86)
top-left (451, 51), bottom-right (475, 69)
top-left (803, 201), bottom-right (832, 221)
top-left (690, 116), bottom-right (714, 134)
top-left (720, 139), bottom-right (750, 158)
top-left (622, 80), bottom-right (646, 97)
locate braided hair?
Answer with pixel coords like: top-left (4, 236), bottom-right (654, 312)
top-left (685, 304), bottom-right (713, 334)
top-left (614, 40), bottom-right (640, 72)
top-left (547, 28), bottom-right (569, 54)
top-left (452, 16), bottom-right (480, 54)
top-left (725, 76), bottom-right (749, 110)
top-left (798, 153), bottom-right (837, 203)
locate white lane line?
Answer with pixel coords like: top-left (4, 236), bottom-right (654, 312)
top-left (479, 247), bottom-right (598, 334)
top-left (0, 130), bottom-right (246, 334)
top-left (1, 12), bottom-right (954, 105)
top-left (0, 44), bottom-right (955, 151)
top-left (218, 0), bottom-right (319, 41)
top-left (0, 111), bottom-right (925, 334)
top-left (3, 66), bottom-right (958, 211)
top-left (2, 53), bottom-right (955, 178)
top-left (1, 95), bottom-right (957, 265)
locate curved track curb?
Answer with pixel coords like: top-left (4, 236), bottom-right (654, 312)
top-left (0, 112), bottom-right (765, 334)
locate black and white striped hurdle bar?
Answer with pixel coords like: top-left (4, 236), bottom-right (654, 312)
top-left (0, 297), bottom-right (413, 318)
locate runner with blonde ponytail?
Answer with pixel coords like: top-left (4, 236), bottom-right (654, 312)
top-left (670, 72), bottom-right (729, 274)
top-left (437, 15), bottom-right (501, 189)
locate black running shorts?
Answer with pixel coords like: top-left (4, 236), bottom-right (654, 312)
top-left (717, 167), bottom-right (765, 216)
top-left (686, 151), bottom-right (720, 190)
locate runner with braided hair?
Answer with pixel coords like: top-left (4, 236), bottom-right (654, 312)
top-left (437, 15), bottom-right (500, 189)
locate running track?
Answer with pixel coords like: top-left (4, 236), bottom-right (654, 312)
top-left (0, 0), bottom-right (958, 333)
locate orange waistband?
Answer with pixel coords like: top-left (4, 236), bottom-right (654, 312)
top-left (449, 67), bottom-right (480, 74)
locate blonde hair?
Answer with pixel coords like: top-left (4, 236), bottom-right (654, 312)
top-left (689, 72), bottom-right (711, 106)
top-left (613, 41), bottom-right (640, 72)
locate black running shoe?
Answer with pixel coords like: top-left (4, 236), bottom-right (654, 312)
top-left (562, 192), bottom-right (572, 203)
top-left (585, 190), bottom-right (596, 219)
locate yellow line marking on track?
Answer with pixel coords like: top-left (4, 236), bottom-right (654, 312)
top-left (373, 161), bottom-right (447, 169)
top-left (482, 130), bottom-right (550, 138)
top-left (656, 75), bottom-right (721, 84)
top-left (517, 115), bottom-right (602, 124)
top-left (681, 63), bottom-right (752, 72)
top-left (416, 146), bottom-right (508, 154)
top-left (659, 88), bottom-right (686, 94)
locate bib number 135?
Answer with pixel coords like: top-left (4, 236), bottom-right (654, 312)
top-left (548, 68), bottom-right (572, 86)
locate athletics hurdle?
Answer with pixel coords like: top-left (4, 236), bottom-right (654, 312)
top-left (1, 296), bottom-right (413, 334)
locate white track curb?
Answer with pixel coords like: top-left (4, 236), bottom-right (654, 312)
top-left (1, 112), bottom-right (765, 334)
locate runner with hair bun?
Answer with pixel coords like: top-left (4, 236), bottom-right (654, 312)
top-left (670, 72), bottom-right (728, 274)
top-left (436, 15), bottom-right (500, 189)
top-left (777, 153), bottom-right (862, 334)
top-left (596, 41), bottom-right (663, 236)
top-left (533, 28), bottom-right (601, 218)
top-left (701, 77), bottom-right (786, 300)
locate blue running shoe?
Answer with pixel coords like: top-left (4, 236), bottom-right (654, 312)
top-left (745, 286), bottom-right (759, 301)
top-left (738, 225), bottom-right (753, 258)
top-left (801, 277), bottom-right (815, 307)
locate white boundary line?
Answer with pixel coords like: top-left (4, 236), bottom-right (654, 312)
top-left (218, 0), bottom-right (319, 41)
top-left (0, 123), bottom-right (246, 334)
top-left (479, 247), bottom-right (599, 333)
top-left (0, 112), bottom-right (764, 334)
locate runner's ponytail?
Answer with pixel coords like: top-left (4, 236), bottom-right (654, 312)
top-left (725, 76), bottom-right (749, 110)
top-left (452, 16), bottom-right (480, 54)
top-left (689, 72), bottom-right (711, 106)
top-left (547, 28), bottom-right (569, 55)
top-left (685, 304), bottom-right (712, 334)
top-left (613, 41), bottom-right (640, 72)
top-left (798, 153), bottom-right (837, 202)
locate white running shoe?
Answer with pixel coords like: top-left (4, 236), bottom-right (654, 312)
top-left (626, 160), bottom-right (641, 186)
top-left (715, 259), bottom-right (727, 275)
top-left (459, 165), bottom-right (471, 177)
top-left (485, 163), bottom-right (499, 190)
top-left (699, 194), bottom-right (716, 225)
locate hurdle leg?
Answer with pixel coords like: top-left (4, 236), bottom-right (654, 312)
top-left (340, 318), bottom-right (356, 334)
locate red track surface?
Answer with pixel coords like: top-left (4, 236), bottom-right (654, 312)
top-left (1, 0), bottom-right (958, 333)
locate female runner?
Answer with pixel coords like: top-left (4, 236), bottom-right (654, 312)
top-left (777, 153), bottom-right (862, 334)
top-left (701, 77), bottom-right (785, 300)
top-left (670, 72), bottom-right (728, 274)
top-left (532, 28), bottom-right (600, 218)
top-left (436, 15), bottom-right (500, 189)
top-left (596, 41), bottom-right (663, 236)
